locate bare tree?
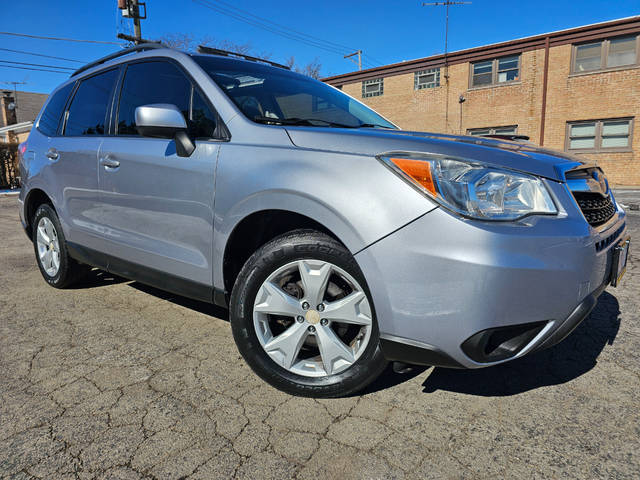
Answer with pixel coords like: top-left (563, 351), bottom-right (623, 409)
top-left (285, 56), bottom-right (322, 79)
top-left (161, 34), bottom-right (322, 79)
top-left (160, 34), bottom-right (253, 55)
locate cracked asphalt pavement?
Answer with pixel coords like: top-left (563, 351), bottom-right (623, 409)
top-left (1, 196), bottom-right (639, 479)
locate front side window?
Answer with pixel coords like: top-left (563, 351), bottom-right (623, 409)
top-left (117, 61), bottom-right (191, 135)
top-left (573, 35), bottom-right (639, 73)
top-left (470, 55), bottom-right (520, 88)
top-left (414, 68), bottom-right (440, 90)
top-left (38, 83), bottom-right (74, 137)
top-left (192, 55), bottom-right (395, 129)
top-left (567, 118), bottom-right (633, 152)
top-left (64, 69), bottom-right (118, 136)
top-left (116, 60), bottom-right (217, 138)
top-left (362, 78), bottom-right (384, 98)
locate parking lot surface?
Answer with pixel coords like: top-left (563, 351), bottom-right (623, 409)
top-left (1, 196), bottom-right (639, 479)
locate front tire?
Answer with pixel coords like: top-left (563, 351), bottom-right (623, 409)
top-left (32, 204), bottom-right (87, 288)
top-left (230, 230), bottom-right (387, 397)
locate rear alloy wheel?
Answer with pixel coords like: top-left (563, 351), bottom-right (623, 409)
top-left (230, 230), bottom-right (387, 397)
top-left (32, 203), bottom-right (88, 288)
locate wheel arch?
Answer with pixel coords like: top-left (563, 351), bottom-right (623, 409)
top-left (221, 209), bottom-right (348, 296)
top-left (23, 188), bottom-right (55, 240)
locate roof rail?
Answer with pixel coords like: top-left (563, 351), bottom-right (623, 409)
top-left (197, 45), bottom-right (290, 70)
top-left (71, 43), bottom-right (165, 78)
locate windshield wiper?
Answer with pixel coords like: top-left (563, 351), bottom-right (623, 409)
top-left (252, 116), bottom-right (358, 128)
top-left (253, 116), bottom-right (312, 126)
top-left (357, 123), bottom-right (395, 129)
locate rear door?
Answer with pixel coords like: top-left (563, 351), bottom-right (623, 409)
top-left (47, 68), bottom-right (119, 252)
top-left (96, 59), bottom-right (221, 290)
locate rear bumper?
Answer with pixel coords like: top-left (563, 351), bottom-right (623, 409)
top-left (356, 184), bottom-right (627, 369)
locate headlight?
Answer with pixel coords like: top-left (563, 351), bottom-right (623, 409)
top-left (379, 153), bottom-right (557, 220)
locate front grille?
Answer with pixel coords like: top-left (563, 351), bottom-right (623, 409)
top-left (596, 224), bottom-right (625, 252)
top-left (572, 191), bottom-right (616, 227)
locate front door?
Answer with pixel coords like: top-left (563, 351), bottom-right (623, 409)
top-left (95, 60), bottom-right (220, 291)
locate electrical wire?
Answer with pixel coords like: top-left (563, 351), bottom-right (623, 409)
top-left (0, 64), bottom-right (70, 74)
top-left (0, 47), bottom-right (85, 63)
top-left (206, 0), bottom-right (356, 53)
top-left (0, 60), bottom-right (75, 71)
top-left (0, 31), bottom-right (123, 45)
top-left (191, 0), bottom-right (381, 68)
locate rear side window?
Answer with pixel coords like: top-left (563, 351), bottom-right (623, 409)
top-left (64, 69), bottom-right (118, 136)
top-left (117, 61), bottom-right (191, 135)
top-left (38, 83), bottom-right (74, 136)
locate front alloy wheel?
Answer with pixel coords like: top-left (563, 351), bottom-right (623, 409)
top-left (230, 230), bottom-right (387, 397)
top-left (253, 259), bottom-right (373, 377)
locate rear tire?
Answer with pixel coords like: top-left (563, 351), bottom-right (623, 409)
top-left (32, 204), bottom-right (88, 288)
top-left (229, 229), bottom-right (387, 397)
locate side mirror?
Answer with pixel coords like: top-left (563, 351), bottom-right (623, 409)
top-left (135, 104), bottom-right (195, 157)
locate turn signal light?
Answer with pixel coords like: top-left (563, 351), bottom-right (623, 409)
top-left (390, 157), bottom-right (438, 196)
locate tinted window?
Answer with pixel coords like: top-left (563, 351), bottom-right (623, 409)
top-left (38, 83), bottom-right (74, 136)
top-left (190, 90), bottom-right (217, 139)
top-left (64, 69), bottom-right (118, 136)
top-left (117, 61), bottom-right (190, 135)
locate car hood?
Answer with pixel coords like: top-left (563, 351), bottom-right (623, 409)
top-left (285, 127), bottom-right (590, 181)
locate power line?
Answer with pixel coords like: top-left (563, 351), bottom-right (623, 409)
top-left (0, 64), bottom-right (70, 74)
top-left (0, 31), bottom-right (123, 45)
top-left (0, 47), bottom-right (85, 63)
top-left (191, 0), bottom-right (380, 68)
top-left (207, 0), bottom-right (356, 53)
top-left (0, 60), bottom-right (75, 71)
top-left (192, 1), bottom-right (347, 56)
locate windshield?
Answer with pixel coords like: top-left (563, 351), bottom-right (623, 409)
top-left (192, 55), bottom-right (396, 129)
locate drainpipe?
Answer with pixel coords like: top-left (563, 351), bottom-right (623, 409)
top-left (539, 36), bottom-right (550, 146)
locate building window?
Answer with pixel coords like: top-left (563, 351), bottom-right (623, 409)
top-left (572, 35), bottom-right (639, 73)
top-left (566, 118), bottom-right (633, 152)
top-left (362, 78), bottom-right (383, 98)
top-left (468, 125), bottom-right (518, 136)
top-left (470, 55), bottom-right (520, 87)
top-left (414, 68), bottom-right (440, 89)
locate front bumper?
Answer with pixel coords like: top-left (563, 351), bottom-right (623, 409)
top-left (355, 184), bottom-right (627, 369)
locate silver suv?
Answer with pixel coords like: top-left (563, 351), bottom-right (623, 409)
top-left (19, 44), bottom-right (630, 397)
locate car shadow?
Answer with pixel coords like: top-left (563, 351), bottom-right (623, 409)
top-left (421, 291), bottom-right (621, 396)
top-left (128, 281), bottom-right (230, 321)
top-left (68, 268), bottom-right (128, 289)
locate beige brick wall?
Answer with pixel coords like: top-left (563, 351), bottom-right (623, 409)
top-left (339, 45), bottom-right (640, 186)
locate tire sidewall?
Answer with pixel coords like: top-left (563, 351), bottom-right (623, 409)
top-left (230, 230), bottom-right (387, 397)
top-left (32, 204), bottom-right (71, 288)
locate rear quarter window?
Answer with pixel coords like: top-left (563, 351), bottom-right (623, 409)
top-left (37, 83), bottom-right (74, 137)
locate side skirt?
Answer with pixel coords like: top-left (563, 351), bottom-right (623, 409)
top-left (67, 242), bottom-right (228, 308)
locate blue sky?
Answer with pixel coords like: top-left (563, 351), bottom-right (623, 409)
top-left (1, 0), bottom-right (639, 94)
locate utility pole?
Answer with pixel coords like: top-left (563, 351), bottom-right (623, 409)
top-left (117, 0), bottom-right (147, 44)
top-left (344, 50), bottom-right (362, 71)
top-left (422, 1), bottom-right (470, 133)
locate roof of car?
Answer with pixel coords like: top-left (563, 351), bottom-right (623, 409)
top-left (70, 43), bottom-right (290, 79)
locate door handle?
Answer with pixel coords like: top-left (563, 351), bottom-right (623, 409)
top-left (45, 148), bottom-right (59, 161)
top-left (100, 157), bottom-right (120, 169)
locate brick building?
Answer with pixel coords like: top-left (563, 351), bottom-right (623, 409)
top-left (322, 16), bottom-right (640, 186)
